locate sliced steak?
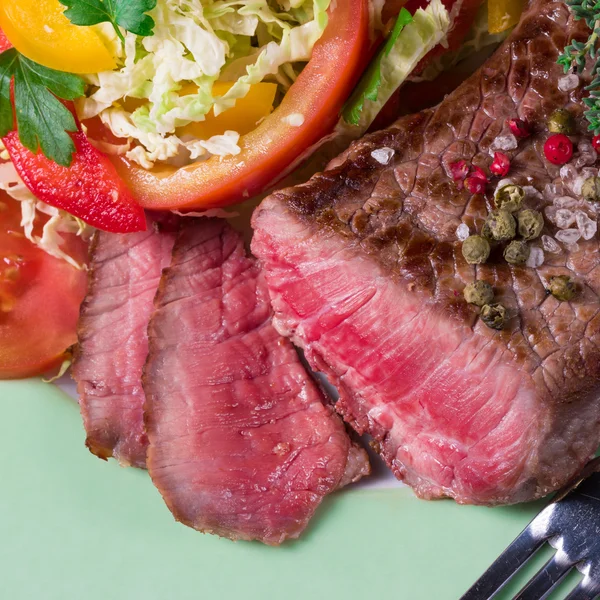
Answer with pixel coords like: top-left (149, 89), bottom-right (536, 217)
top-left (72, 217), bottom-right (176, 468)
top-left (252, 0), bottom-right (600, 505)
top-left (144, 219), bottom-right (369, 544)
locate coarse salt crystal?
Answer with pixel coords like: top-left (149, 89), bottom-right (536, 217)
top-left (565, 242), bottom-right (580, 252)
top-left (575, 210), bottom-right (598, 239)
top-left (545, 205), bottom-right (558, 223)
top-left (558, 74), bottom-right (580, 92)
top-left (526, 246), bottom-right (545, 268)
top-left (456, 223), bottom-right (470, 241)
top-left (555, 208), bottom-right (576, 228)
top-left (544, 183), bottom-right (562, 202)
top-left (555, 228), bottom-right (582, 244)
top-left (491, 134), bottom-right (518, 152)
top-left (575, 141), bottom-right (598, 168)
top-left (542, 235), bottom-right (562, 254)
top-left (554, 196), bottom-right (580, 209)
top-left (371, 147), bottom-right (395, 165)
top-left (523, 185), bottom-right (543, 201)
top-left (560, 164), bottom-right (578, 182)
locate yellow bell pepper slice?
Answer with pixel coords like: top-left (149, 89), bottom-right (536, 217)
top-left (0, 0), bottom-right (116, 73)
top-left (178, 82), bottom-right (278, 140)
top-left (488, 0), bottom-right (524, 34)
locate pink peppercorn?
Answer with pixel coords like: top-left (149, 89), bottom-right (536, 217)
top-left (470, 165), bottom-right (488, 181)
top-left (449, 160), bottom-right (469, 182)
top-left (508, 118), bottom-right (530, 138)
top-left (544, 134), bottom-right (573, 165)
top-left (490, 152), bottom-right (510, 177)
top-left (465, 175), bottom-right (486, 194)
top-left (592, 135), bottom-right (600, 152)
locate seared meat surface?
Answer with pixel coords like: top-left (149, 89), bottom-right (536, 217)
top-left (252, 0), bottom-right (600, 504)
top-left (73, 217), bottom-right (175, 468)
top-left (144, 219), bottom-right (369, 544)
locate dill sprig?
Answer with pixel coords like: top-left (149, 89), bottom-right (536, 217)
top-left (558, 0), bottom-right (600, 133)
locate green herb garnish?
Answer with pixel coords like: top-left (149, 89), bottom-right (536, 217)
top-left (0, 49), bottom-right (85, 167)
top-left (58, 0), bottom-right (157, 46)
top-left (558, 0), bottom-right (600, 133)
top-left (343, 8), bottom-right (414, 126)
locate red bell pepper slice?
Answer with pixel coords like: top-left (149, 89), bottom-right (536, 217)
top-left (0, 28), bottom-right (11, 52)
top-left (112, 0), bottom-right (370, 212)
top-left (4, 131), bottom-right (146, 233)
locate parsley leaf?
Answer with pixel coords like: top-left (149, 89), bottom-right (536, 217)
top-left (0, 51), bottom-right (17, 140)
top-left (0, 49), bottom-right (86, 167)
top-left (343, 8), bottom-right (414, 126)
top-left (59, 0), bottom-right (157, 45)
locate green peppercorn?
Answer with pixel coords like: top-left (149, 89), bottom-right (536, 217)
top-left (495, 184), bottom-right (525, 213)
top-left (547, 109), bottom-right (576, 135)
top-left (483, 209), bottom-right (516, 241)
top-left (504, 240), bottom-right (530, 265)
top-left (463, 281), bottom-right (494, 307)
top-left (462, 235), bottom-right (491, 264)
top-left (481, 303), bottom-right (507, 330)
top-left (517, 209), bottom-right (544, 240)
top-left (547, 275), bottom-right (576, 301)
top-left (582, 177), bottom-right (600, 202)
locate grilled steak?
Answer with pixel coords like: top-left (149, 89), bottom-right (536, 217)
top-left (252, 0), bottom-right (600, 505)
top-left (73, 217), bottom-right (176, 468)
top-left (144, 219), bottom-right (369, 544)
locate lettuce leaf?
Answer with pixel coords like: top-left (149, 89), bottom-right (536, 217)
top-left (342, 0), bottom-right (450, 130)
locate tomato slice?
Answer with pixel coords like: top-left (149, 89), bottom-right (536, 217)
top-left (0, 189), bottom-right (88, 379)
top-left (113, 0), bottom-right (370, 211)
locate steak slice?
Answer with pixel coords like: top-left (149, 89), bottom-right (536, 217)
top-left (144, 219), bottom-right (369, 545)
top-left (72, 217), bottom-right (176, 468)
top-left (252, 0), bottom-right (600, 505)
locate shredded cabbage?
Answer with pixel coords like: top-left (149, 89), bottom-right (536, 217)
top-left (416, 2), bottom-right (512, 82)
top-left (80, 0), bottom-right (331, 169)
top-left (0, 162), bottom-right (92, 270)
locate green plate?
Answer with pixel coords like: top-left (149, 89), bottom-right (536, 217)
top-left (1, 379), bottom-right (571, 599)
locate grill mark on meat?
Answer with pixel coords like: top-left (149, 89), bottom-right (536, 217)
top-left (143, 219), bottom-right (369, 544)
top-left (252, 0), bottom-right (600, 504)
top-left (72, 217), bottom-right (176, 468)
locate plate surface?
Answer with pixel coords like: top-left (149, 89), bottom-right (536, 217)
top-left (0, 378), bottom-right (552, 600)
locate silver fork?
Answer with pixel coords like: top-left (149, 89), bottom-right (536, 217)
top-left (461, 458), bottom-right (600, 600)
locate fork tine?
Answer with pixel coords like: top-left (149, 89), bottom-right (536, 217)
top-left (514, 554), bottom-right (572, 599)
top-left (460, 529), bottom-right (545, 599)
top-left (563, 582), bottom-right (600, 600)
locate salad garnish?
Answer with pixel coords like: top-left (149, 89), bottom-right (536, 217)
top-left (343, 8), bottom-right (414, 126)
top-left (59, 0), bottom-right (157, 47)
top-left (0, 50), bottom-right (85, 166)
top-left (342, 0), bottom-right (449, 129)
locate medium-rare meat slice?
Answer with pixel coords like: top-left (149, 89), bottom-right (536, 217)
top-left (252, 0), bottom-right (600, 505)
top-left (144, 219), bottom-right (369, 544)
top-left (72, 217), bottom-right (175, 468)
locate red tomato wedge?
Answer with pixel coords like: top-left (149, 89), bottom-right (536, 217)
top-left (4, 131), bottom-right (146, 233)
top-left (0, 189), bottom-right (87, 379)
top-left (113, 0), bottom-right (370, 211)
